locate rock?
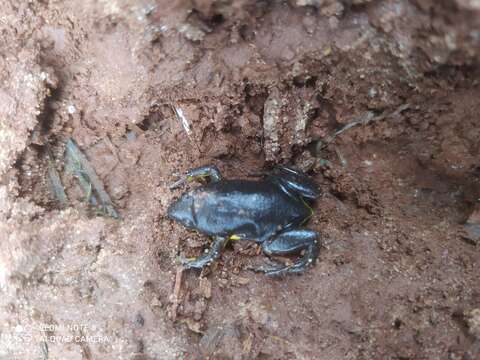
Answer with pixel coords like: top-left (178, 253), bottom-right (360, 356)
top-left (183, 318), bottom-right (203, 334)
top-left (465, 308), bottom-right (480, 339)
top-left (462, 204), bottom-right (480, 245)
top-left (178, 23), bottom-right (205, 42)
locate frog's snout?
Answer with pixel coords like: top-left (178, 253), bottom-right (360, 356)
top-left (167, 193), bottom-right (195, 228)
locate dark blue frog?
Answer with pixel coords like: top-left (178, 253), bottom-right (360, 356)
top-left (167, 165), bottom-right (320, 276)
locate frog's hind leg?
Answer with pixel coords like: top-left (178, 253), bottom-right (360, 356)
top-left (258, 229), bottom-right (320, 276)
top-left (180, 235), bottom-right (229, 270)
top-left (170, 165), bottom-right (222, 189)
top-left (273, 167), bottom-right (320, 200)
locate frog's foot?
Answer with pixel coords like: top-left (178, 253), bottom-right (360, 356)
top-left (170, 165), bottom-right (222, 189)
top-left (259, 229), bottom-right (320, 276)
top-left (180, 236), bottom-right (228, 269)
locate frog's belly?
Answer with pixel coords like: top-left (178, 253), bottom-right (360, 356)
top-left (191, 182), bottom-right (309, 241)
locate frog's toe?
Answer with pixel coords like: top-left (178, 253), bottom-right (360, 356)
top-left (179, 252), bottom-right (216, 269)
top-left (169, 165), bottom-right (223, 190)
top-left (185, 165), bottom-right (222, 182)
top-left (180, 256), bottom-right (209, 269)
top-left (250, 258), bottom-right (312, 276)
top-left (264, 258), bottom-right (312, 276)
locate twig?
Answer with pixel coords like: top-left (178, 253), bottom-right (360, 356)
top-left (320, 103), bottom-right (410, 149)
top-left (169, 266), bottom-right (184, 321)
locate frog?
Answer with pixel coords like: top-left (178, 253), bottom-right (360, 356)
top-left (167, 165), bottom-right (321, 276)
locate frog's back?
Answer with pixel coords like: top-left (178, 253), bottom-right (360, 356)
top-left (190, 179), bottom-right (309, 241)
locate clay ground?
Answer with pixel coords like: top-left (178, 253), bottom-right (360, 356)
top-left (1, 0), bottom-right (480, 359)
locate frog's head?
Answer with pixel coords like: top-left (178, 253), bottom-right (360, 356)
top-left (167, 192), bottom-right (196, 229)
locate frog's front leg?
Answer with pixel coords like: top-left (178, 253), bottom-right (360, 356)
top-left (170, 165), bottom-right (222, 189)
top-left (180, 235), bottom-right (229, 269)
top-left (257, 229), bottom-right (320, 276)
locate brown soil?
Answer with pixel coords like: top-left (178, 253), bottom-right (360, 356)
top-left (1, 1), bottom-right (479, 359)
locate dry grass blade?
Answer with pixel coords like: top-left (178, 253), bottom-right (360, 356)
top-left (65, 138), bottom-right (119, 218)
